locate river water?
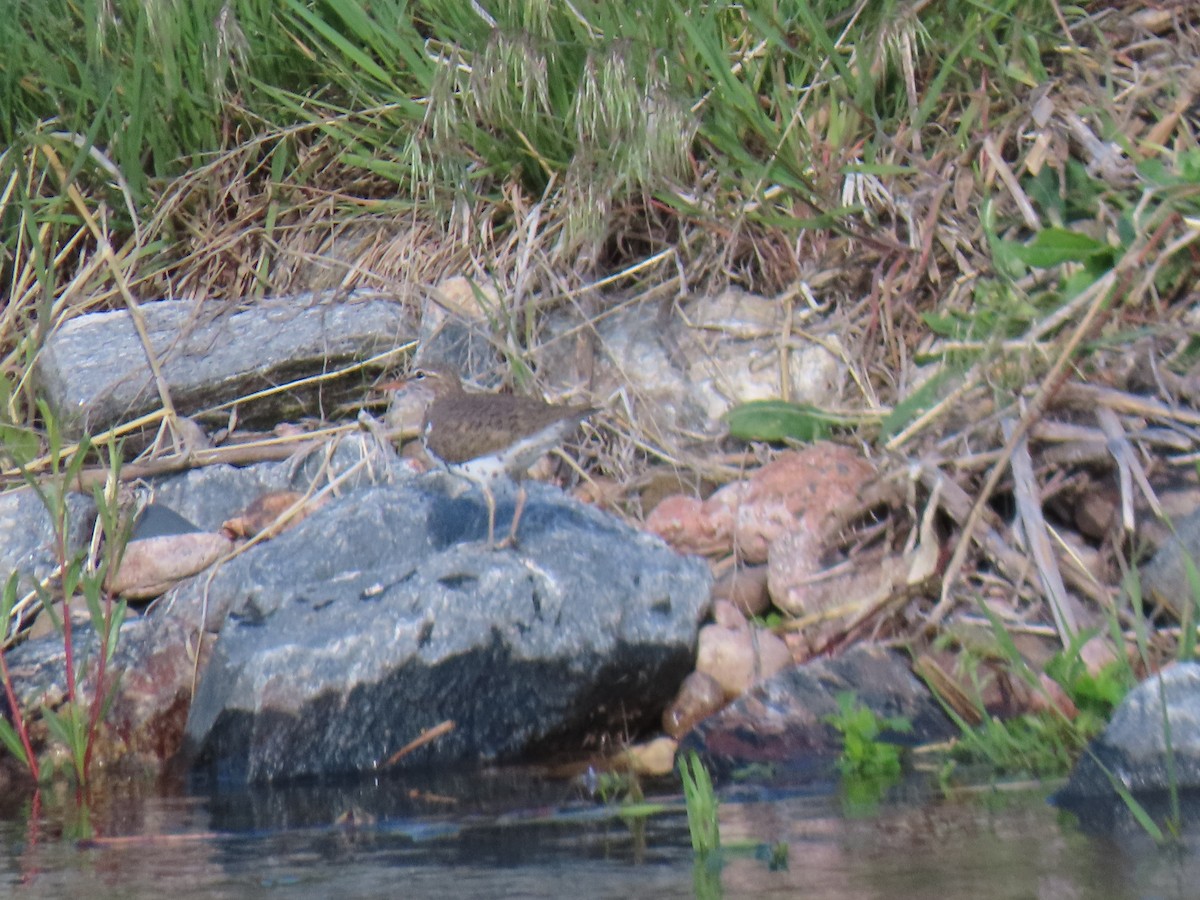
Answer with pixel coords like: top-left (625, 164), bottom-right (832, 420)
top-left (0, 769), bottom-right (1195, 899)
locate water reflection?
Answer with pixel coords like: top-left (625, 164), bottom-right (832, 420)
top-left (0, 770), bottom-right (1195, 899)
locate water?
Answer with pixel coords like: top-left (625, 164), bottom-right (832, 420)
top-left (0, 770), bottom-right (1196, 899)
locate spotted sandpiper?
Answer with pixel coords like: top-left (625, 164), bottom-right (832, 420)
top-left (382, 362), bottom-right (597, 548)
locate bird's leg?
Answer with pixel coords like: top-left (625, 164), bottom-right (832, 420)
top-left (481, 480), bottom-right (498, 549)
top-left (495, 484), bottom-right (527, 550)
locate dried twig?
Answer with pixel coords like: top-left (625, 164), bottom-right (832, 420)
top-left (1007, 416), bottom-right (1081, 644)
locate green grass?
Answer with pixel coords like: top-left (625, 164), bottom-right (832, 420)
top-left (0, 0), bottom-right (1067, 287)
top-left (679, 750), bottom-right (720, 857)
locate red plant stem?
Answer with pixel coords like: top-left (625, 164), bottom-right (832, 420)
top-left (0, 648), bottom-right (40, 781)
top-left (57, 531), bottom-right (77, 708)
top-left (81, 588), bottom-right (116, 781)
top-left (52, 524), bottom-right (87, 783)
top-left (19, 790), bottom-right (43, 886)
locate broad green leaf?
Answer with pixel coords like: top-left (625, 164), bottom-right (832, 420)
top-left (921, 311), bottom-right (969, 338)
top-left (725, 400), bottom-right (842, 443)
top-left (1009, 228), bottom-right (1114, 268)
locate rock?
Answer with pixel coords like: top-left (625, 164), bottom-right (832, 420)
top-left (179, 472), bottom-right (712, 783)
top-left (712, 564), bottom-right (771, 618)
top-left (0, 436), bottom-right (399, 772)
top-left (571, 475), bottom-right (625, 512)
top-left (35, 292), bottom-right (413, 437)
top-left (695, 618), bottom-right (792, 700)
top-left (618, 736), bottom-right (678, 777)
top-left (221, 490), bottom-right (327, 539)
top-left (711, 598), bottom-right (748, 630)
top-left (646, 446), bottom-right (875, 563)
top-left (1058, 663), bottom-right (1200, 800)
top-left (681, 644), bottom-right (956, 777)
top-left (106, 530), bottom-right (233, 599)
top-left (104, 499), bottom-right (233, 600)
top-left (769, 492), bottom-right (942, 637)
top-left (0, 487), bottom-right (96, 598)
top-left (724, 447), bottom-right (874, 563)
top-left (1074, 487), bottom-right (1117, 540)
top-left (429, 275), bottom-right (502, 321)
top-left (151, 431), bottom-right (388, 538)
top-left (663, 671), bottom-right (726, 738)
top-left (637, 468), bottom-right (715, 519)
top-left (1140, 508), bottom-right (1200, 621)
top-left (539, 287), bottom-right (848, 436)
top-left (764, 528), bottom-right (823, 616)
top-left (643, 494), bottom-right (727, 557)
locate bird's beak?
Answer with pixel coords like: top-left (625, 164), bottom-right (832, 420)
top-left (371, 378), bottom-right (414, 405)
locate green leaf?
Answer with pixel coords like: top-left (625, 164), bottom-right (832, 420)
top-left (0, 424), bottom-right (39, 468)
top-left (0, 572), bottom-right (18, 625)
top-left (82, 577), bottom-right (104, 628)
top-left (41, 706), bottom-right (73, 751)
top-left (921, 311), bottom-right (968, 338)
top-left (725, 400), bottom-right (843, 443)
top-left (105, 601), bottom-right (128, 665)
top-left (1009, 228), bottom-right (1114, 269)
top-left (1180, 551), bottom-right (1200, 662)
top-left (42, 704), bottom-right (87, 782)
top-left (275, 0), bottom-right (401, 93)
top-left (33, 582), bottom-right (62, 634)
top-left (0, 718), bottom-right (30, 768)
top-left (678, 751), bottom-right (720, 856)
top-left (880, 367), bottom-right (959, 440)
top-left (63, 432), bottom-right (91, 490)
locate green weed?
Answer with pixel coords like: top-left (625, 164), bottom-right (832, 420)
top-left (679, 750), bottom-right (720, 858)
top-left (679, 751), bottom-right (722, 900)
top-left (826, 691), bottom-right (912, 780)
top-left (0, 404), bottom-right (128, 787)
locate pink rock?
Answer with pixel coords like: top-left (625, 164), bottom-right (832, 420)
top-left (711, 599), bottom-right (748, 630)
top-left (730, 447), bottom-right (874, 563)
top-left (644, 494), bottom-right (731, 557)
top-left (765, 528), bottom-right (823, 617)
top-left (645, 445), bottom-right (875, 563)
top-left (712, 564), bottom-right (771, 617)
top-left (696, 621), bottom-right (792, 699)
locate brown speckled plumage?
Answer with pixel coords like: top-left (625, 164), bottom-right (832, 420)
top-left (396, 362), bottom-right (596, 478)
top-left (383, 362), bottom-right (596, 547)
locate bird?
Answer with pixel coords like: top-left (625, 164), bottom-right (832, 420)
top-left (381, 362), bottom-right (597, 548)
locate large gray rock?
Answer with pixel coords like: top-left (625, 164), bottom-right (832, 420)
top-left (36, 292), bottom-right (414, 436)
top-left (0, 435), bottom-right (411, 772)
top-left (1060, 662), bottom-right (1200, 800)
top-left (179, 472), bottom-right (712, 783)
